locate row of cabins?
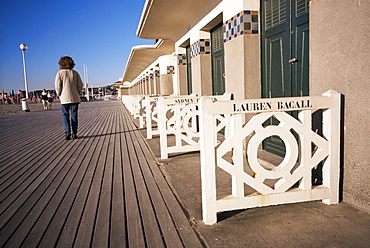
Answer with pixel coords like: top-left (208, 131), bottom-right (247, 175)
top-left (117, 0), bottom-right (369, 223)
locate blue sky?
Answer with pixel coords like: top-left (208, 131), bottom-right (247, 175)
top-left (0, 0), bottom-right (152, 94)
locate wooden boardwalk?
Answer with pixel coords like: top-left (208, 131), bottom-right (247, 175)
top-left (0, 100), bottom-right (204, 248)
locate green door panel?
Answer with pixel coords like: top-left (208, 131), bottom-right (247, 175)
top-left (261, 0), bottom-right (309, 156)
top-left (212, 57), bottom-right (225, 95)
top-left (294, 23), bottom-right (309, 96)
top-left (186, 45), bottom-right (193, 94)
top-left (265, 34), bottom-right (290, 98)
top-left (211, 24), bottom-right (225, 95)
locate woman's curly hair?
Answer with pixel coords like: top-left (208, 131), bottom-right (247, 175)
top-left (58, 56), bottom-right (75, 69)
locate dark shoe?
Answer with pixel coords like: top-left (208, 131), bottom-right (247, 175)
top-left (71, 134), bottom-right (78, 140)
top-left (65, 131), bottom-right (71, 140)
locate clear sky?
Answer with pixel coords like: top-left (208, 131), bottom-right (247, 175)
top-left (0, 0), bottom-right (152, 94)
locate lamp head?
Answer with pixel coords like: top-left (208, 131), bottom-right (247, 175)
top-left (19, 43), bottom-right (28, 51)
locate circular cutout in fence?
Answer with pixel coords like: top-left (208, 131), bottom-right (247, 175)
top-left (247, 125), bottom-right (298, 179)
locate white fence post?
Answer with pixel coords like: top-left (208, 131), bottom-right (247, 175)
top-left (145, 96), bottom-right (153, 138)
top-left (298, 109), bottom-right (312, 190)
top-left (322, 90), bottom-right (341, 204)
top-left (230, 114), bottom-right (244, 198)
top-left (158, 97), bottom-right (168, 159)
top-left (199, 96), bottom-right (218, 225)
top-left (146, 96), bottom-right (161, 139)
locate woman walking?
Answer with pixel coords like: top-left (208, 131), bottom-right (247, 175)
top-left (54, 56), bottom-right (84, 140)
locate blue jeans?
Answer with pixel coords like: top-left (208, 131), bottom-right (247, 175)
top-left (62, 104), bottom-right (79, 134)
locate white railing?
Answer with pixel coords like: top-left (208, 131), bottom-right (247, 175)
top-left (158, 93), bottom-right (232, 159)
top-left (199, 90), bottom-right (341, 225)
top-left (145, 96), bottom-right (160, 139)
top-left (145, 94), bottom-right (199, 139)
top-left (121, 95), bottom-right (134, 113)
top-left (134, 96), bottom-right (146, 128)
top-left (121, 95), bottom-right (146, 128)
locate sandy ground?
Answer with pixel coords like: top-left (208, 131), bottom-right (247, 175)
top-left (0, 100), bottom-right (61, 117)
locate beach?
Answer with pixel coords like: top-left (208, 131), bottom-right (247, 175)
top-left (0, 100), bottom-right (61, 117)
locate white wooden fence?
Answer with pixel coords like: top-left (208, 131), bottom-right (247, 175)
top-left (121, 95), bottom-right (134, 113)
top-left (145, 94), bottom-right (201, 139)
top-left (135, 96), bottom-right (146, 128)
top-left (122, 95), bottom-right (146, 128)
top-left (145, 96), bottom-right (160, 139)
top-left (199, 90), bottom-right (341, 224)
top-left (158, 93), bottom-right (231, 159)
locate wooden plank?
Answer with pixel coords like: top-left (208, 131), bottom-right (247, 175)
top-left (56, 106), bottom-right (115, 247)
top-left (0, 136), bottom-right (78, 230)
top-left (3, 139), bottom-right (86, 247)
top-left (0, 129), bottom-right (65, 190)
top-left (109, 107), bottom-right (127, 248)
top-left (0, 104), bottom-right (110, 247)
top-left (22, 107), bottom-right (109, 247)
top-left (126, 111), bottom-right (204, 248)
top-left (0, 134), bottom-right (80, 245)
top-left (120, 110), bottom-right (146, 248)
top-left (72, 109), bottom-right (113, 247)
top-left (0, 139), bottom-right (55, 195)
top-left (122, 108), bottom-right (185, 248)
top-left (122, 110), bottom-right (166, 248)
top-left (0, 114), bottom-right (61, 175)
top-left (91, 110), bottom-right (116, 247)
top-left (2, 102), bottom-right (105, 246)
top-left (26, 104), bottom-right (103, 246)
top-left (0, 112), bottom-right (61, 182)
top-left (0, 100), bottom-right (204, 248)
top-left (0, 110), bottom-right (63, 166)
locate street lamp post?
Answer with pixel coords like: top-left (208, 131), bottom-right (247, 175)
top-left (19, 43), bottom-right (30, 112)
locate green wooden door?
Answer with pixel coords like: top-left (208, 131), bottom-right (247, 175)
top-left (186, 45), bottom-right (193, 94)
top-left (261, 0), bottom-right (309, 156)
top-left (211, 24), bottom-right (225, 95)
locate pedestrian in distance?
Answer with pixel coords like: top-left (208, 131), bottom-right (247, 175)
top-left (47, 90), bottom-right (53, 110)
top-left (54, 56), bottom-right (83, 140)
top-left (41, 89), bottom-right (48, 110)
